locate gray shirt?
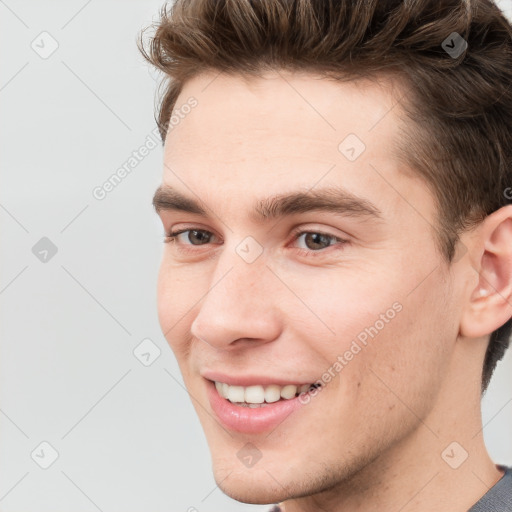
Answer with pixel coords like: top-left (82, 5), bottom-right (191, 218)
top-left (469, 465), bottom-right (512, 511)
top-left (267, 465), bottom-right (512, 511)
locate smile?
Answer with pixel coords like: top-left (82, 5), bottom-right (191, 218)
top-left (214, 381), bottom-right (322, 407)
top-left (205, 378), bottom-right (323, 434)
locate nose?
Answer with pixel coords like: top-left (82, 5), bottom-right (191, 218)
top-left (190, 252), bottom-right (281, 350)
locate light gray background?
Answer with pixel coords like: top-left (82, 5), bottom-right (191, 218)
top-left (1, 1), bottom-right (511, 511)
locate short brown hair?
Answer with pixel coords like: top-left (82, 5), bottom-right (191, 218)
top-left (138, 0), bottom-right (512, 392)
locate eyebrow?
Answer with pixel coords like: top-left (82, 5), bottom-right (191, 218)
top-left (152, 185), bottom-right (383, 222)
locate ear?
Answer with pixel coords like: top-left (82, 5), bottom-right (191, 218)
top-left (459, 205), bottom-right (512, 339)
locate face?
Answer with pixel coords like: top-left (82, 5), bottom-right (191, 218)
top-left (155, 71), bottom-right (462, 504)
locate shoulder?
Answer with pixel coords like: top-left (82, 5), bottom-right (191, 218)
top-left (468, 465), bottom-right (512, 512)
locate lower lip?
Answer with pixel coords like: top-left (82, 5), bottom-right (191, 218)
top-left (206, 380), bottom-right (306, 434)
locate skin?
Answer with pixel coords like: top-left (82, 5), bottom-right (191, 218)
top-left (154, 70), bottom-right (512, 511)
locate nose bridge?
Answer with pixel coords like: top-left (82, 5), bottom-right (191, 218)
top-left (190, 243), bottom-right (280, 348)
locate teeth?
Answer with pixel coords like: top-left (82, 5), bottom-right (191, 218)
top-left (227, 385), bottom-right (245, 403)
top-left (214, 381), bottom-right (318, 404)
top-left (298, 384), bottom-right (310, 393)
top-left (280, 384), bottom-right (297, 399)
top-left (245, 385), bottom-right (265, 403)
top-left (264, 385), bottom-right (281, 403)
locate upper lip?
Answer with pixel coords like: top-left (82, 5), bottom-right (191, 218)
top-left (201, 371), bottom-right (315, 387)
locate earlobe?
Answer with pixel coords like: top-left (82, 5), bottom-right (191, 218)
top-left (459, 206), bottom-right (512, 339)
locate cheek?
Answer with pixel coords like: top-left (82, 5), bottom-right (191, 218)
top-left (345, 273), bottom-right (456, 423)
top-left (156, 260), bottom-right (201, 352)
top-left (286, 259), bottom-right (454, 396)
top-left (280, 264), bottom-right (404, 354)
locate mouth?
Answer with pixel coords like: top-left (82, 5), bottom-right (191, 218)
top-left (214, 380), bottom-right (322, 407)
top-left (205, 378), bottom-right (323, 434)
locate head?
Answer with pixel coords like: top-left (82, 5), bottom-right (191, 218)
top-left (139, 0), bottom-right (512, 505)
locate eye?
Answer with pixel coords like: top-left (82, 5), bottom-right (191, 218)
top-left (165, 229), bottom-right (217, 245)
top-left (163, 227), bottom-right (348, 256)
top-left (291, 230), bottom-right (347, 252)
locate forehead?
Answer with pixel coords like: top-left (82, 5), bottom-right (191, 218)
top-left (160, 71), bottom-right (435, 226)
top-left (164, 71), bottom-right (404, 162)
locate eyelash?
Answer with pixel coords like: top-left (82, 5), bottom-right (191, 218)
top-left (163, 227), bottom-right (348, 257)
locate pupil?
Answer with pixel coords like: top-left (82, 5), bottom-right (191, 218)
top-left (305, 233), bottom-right (330, 250)
top-left (189, 230), bottom-right (210, 245)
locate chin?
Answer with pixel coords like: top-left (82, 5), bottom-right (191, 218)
top-left (213, 465), bottom-right (292, 505)
top-left (209, 450), bottom-right (343, 506)
top-left (208, 435), bottom-right (387, 507)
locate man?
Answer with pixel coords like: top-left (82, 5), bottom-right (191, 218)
top-left (139, 0), bottom-right (512, 510)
